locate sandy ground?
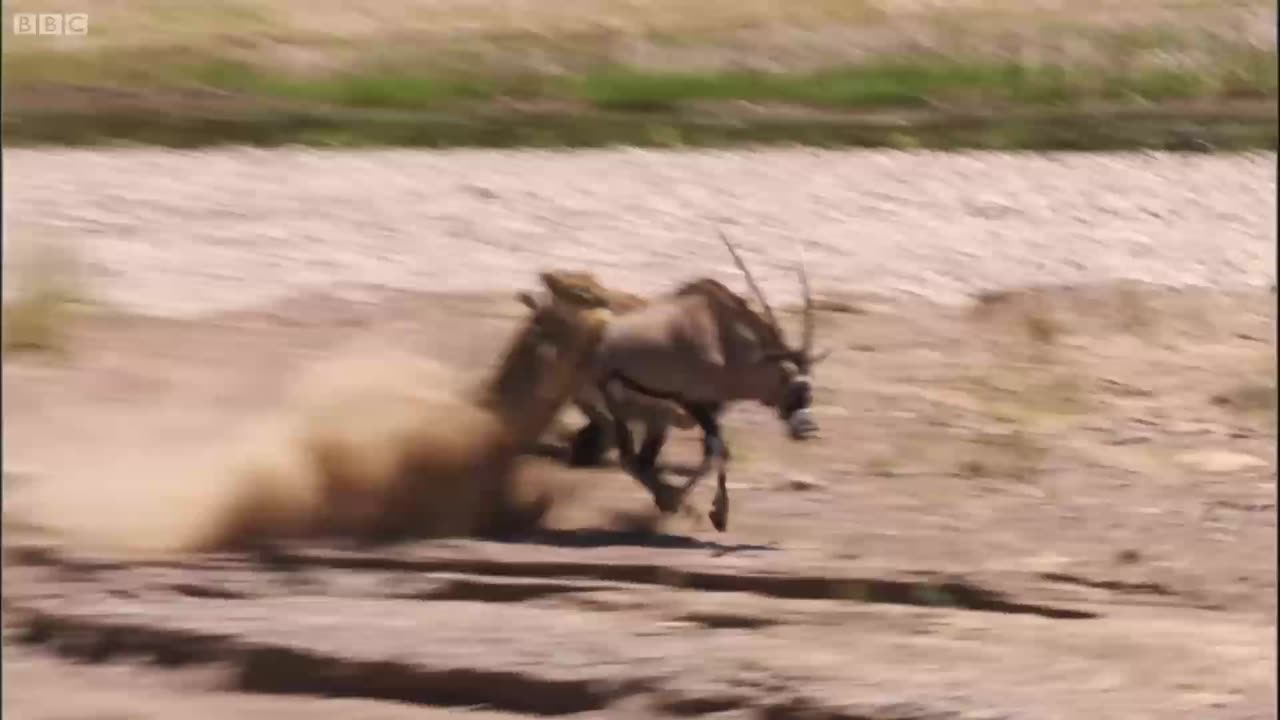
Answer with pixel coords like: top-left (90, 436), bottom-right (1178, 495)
top-left (3, 149), bottom-right (1277, 719)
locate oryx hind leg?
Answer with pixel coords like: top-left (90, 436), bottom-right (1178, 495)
top-left (568, 420), bottom-right (608, 467)
top-left (569, 400), bottom-right (613, 467)
top-left (568, 385), bottom-right (617, 467)
top-left (601, 380), bottom-right (677, 511)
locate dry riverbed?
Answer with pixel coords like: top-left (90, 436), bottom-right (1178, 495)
top-left (3, 148), bottom-right (1275, 719)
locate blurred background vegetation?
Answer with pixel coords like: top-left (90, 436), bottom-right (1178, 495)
top-left (3, 0), bottom-right (1276, 148)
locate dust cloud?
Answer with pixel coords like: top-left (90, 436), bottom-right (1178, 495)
top-left (4, 342), bottom-right (579, 557)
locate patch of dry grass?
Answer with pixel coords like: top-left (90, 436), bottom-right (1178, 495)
top-left (952, 284), bottom-right (1276, 483)
top-left (1212, 382), bottom-right (1277, 413)
top-left (948, 288), bottom-right (1097, 480)
top-left (4, 0), bottom-right (1272, 102)
top-left (947, 362), bottom-right (1079, 482)
top-left (957, 429), bottom-right (1050, 482)
top-left (3, 0), bottom-right (1272, 147)
top-left (2, 241), bottom-right (89, 355)
top-left (1211, 349), bottom-right (1278, 417)
top-left (5, 0), bottom-right (1272, 57)
top-left (858, 420), bottom-right (1054, 482)
top-left (1113, 285), bottom-right (1159, 338)
top-left (856, 285), bottom-right (1273, 487)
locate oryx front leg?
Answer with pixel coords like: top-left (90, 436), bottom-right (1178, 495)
top-left (683, 403), bottom-right (731, 532)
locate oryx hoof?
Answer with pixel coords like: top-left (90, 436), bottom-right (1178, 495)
top-left (708, 504), bottom-right (728, 532)
top-left (708, 492), bottom-right (729, 532)
top-left (651, 482), bottom-right (682, 514)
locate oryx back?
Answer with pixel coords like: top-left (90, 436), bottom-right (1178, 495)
top-left (597, 278), bottom-right (789, 406)
top-left (526, 270), bottom-right (697, 431)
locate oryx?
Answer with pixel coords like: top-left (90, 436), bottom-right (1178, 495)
top-left (588, 230), bottom-right (828, 531)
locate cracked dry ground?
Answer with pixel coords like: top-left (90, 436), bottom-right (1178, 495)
top-left (3, 283), bottom-right (1276, 720)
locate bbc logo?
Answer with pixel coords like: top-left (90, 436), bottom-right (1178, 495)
top-left (12, 13), bottom-right (89, 36)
